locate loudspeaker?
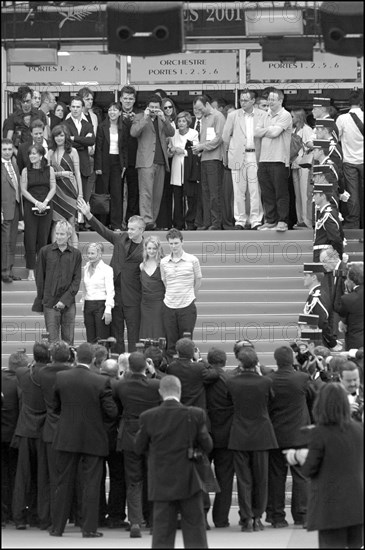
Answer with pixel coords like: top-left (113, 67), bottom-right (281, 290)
top-left (319, 2), bottom-right (363, 57)
top-left (106, 1), bottom-right (184, 56)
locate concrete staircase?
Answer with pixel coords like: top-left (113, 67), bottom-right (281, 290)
top-left (2, 229), bottom-right (363, 368)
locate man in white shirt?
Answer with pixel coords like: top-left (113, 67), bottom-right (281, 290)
top-left (223, 89), bottom-right (264, 230)
top-left (160, 229), bottom-right (202, 360)
top-left (336, 90), bottom-right (364, 229)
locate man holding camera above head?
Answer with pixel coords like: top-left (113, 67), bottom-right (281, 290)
top-left (135, 374), bottom-right (212, 549)
top-left (115, 352), bottom-right (161, 539)
top-left (130, 94), bottom-right (174, 230)
top-left (339, 361), bottom-right (364, 422)
top-left (32, 220), bottom-right (81, 346)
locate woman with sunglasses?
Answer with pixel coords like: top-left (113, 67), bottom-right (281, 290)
top-left (155, 98), bottom-right (177, 230)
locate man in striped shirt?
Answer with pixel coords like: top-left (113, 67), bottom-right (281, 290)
top-left (160, 229), bottom-right (202, 361)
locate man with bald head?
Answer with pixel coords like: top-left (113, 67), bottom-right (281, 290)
top-left (135, 375), bottom-right (212, 548)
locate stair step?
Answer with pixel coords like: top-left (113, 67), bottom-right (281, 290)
top-left (1, 288), bottom-right (308, 304)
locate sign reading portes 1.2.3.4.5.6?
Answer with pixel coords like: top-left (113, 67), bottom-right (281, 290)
top-left (131, 52), bottom-right (238, 84)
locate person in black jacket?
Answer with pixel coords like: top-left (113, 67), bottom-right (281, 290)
top-left (77, 197), bottom-right (145, 354)
top-left (267, 345), bottom-right (315, 529)
top-left (1, 351), bottom-right (29, 526)
top-left (337, 262), bottom-right (364, 351)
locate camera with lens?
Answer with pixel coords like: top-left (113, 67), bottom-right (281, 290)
top-left (290, 341), bottom-right (315, 366)
top-left (139, 337), bottom-right (166, 351)
top-left (187, 447), bottom-right (204, 462)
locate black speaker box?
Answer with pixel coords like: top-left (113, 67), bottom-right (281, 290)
top-left (319, 2), bottom-right (363, 57)
top-left (107, 1), bottom-right (184, 56)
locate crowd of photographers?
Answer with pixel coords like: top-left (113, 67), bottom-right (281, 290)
top-left (1, 330), bottom-right (363, 541)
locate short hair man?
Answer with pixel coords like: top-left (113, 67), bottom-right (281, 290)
top-left (32, 220), bottom-right (82, 345)
top-left (255, 96), bottom-right (269, 112)
top-left (50, 342), bottom-right (118, 537)
top-left (339, 361), bottom-right (363, 421)
top-left (160, 229), bottom-right (202, 360)
top-left (3, 86), bottom-right (47, 148)
top-left (337, 262), bottom-right (364, 351)
top-left (1, 138), bottom-right (22, 282)
top-left (120, 85), bottom-right (139, 222)
top-left (255, 88), bottom-right (292, 232)
top-left (134, 375), bottom-right (212, 548)
top-left (336, 89), bottom-right (364, 229)
top-left (191, 95), bottom-right (226, 230)
top-left (130, 93), bottom-right (174, 230)
top-left (223, 89), bottom-right (264, 230)
top-left (16, 118), bottom-right (47, 174)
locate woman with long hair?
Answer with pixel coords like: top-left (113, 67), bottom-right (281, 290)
top-left (155, 97), bottom-right (178, 230)
top-left (291, 108), bottom-right (314, 228)
top-left (50, 102), bottom-right (68, 129)
top-left (20, 143), bottom-right (56, 280)
top-left (169, 111), bottom-right (199, 230)
top-left (81, 242), bottom-right (115, 343)
top-left (94, 102), bottom-right (128, 230)
top-left (47, 124), bottom-right (83, 247)
top-left (139, 235), bottom-right (166, 340)
top-left (286, 383), bottom-right (363, 549)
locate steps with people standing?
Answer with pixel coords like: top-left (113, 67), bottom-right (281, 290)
top-left (2, 229), bottom-right (363, 368)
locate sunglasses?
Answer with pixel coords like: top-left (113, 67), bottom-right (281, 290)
top-left (164, 105), bottom-right (173, 110)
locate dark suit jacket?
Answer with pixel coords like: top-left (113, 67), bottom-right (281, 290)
top-left (268, 366), bottom-right (314, 448)
top-left (337, 285), bottom-right (364, 350)
top-left (205, 368), bottom-right (233, 448)
top-left (166, 358), bottom-right (219, 411)
top-left (37, 362), bottom-right (71, 443)
top-left (121, 110), bottom-right (139, 167)
top-left (1, 161), bottom-right (21, 220)
top-left (115, 373), bottom-right (161, 452)
top-left (64, 117), bottom-right (95, 177)
top-left (226, 370), bottom-right (278, 451)
top-left (1, 370), bottom-right (19, 443)
top-left (301, 421), bottom-right (363, 531)
top-left (94, 118), bottom-right (128, 185)
top-left (99, 372), bottom-right (122, 452)
top-left (14, 364), bottom-right (47, 439)
top-left (88, 215), bottom-right (144, 306)
top-left (135, 400), bottom-right (213, 501)
top-left (52, 365), bottom-right (118, 456)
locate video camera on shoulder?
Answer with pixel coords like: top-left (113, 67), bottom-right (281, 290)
top-left (139, 337), bottom-right (166, 351)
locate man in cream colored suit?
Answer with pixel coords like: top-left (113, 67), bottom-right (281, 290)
top-left (1, 138), bottom-right (22, 282)
top-left (223, 89), bottom-right (264, 230)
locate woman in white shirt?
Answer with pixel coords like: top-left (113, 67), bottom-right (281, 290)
top-left (168, 111), bottom-right (199, 230)
top-left (81, 242), bottom-right (115, 343)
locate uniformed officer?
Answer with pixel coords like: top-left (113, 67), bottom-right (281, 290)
top-left (312, 173), bottom-right (344, 261)
top-left (302, 263), bottom-right (342, 351)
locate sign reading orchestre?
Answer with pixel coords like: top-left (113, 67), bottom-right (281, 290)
top-left (130, 52), bottom-right (238, 84)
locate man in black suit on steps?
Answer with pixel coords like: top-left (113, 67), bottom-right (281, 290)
top-left (135, 375), bottom-right (212, 548)
top-left (49, 342), bottom-right (118, 538)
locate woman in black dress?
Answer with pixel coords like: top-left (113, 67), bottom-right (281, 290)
top-left (139, 235), bottom-right (166, 339)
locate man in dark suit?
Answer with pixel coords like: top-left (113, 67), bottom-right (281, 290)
top-left (267, 345), bottom-right (315, 528)
top-left (64, 96), bottom-right (95, 228)
top-left (37, 341), bottom-right (72, 527)
top-left (205, 347), bottom-right (234, 529)
top-left (320, 246), bottom-right (347, 340)
top-left (98, 359), bottom-right (128, 529)
top-left (135, 374), bottom-right (212, 549)
top-left (50, 342), bottom-right (118, 538)
top-left (120, 85), bottom-right (140, 223)
top-left (78, 197), bottom-right (144, 353)
top-left (1, 138), bottom-right (22, 283)
top-left (1, 351), bottom-right (29, 525)
top-left (115, 352), bottom-right (161, 538)
top-left (337, 262), bottom-right (364, 351)
top-left (12, 342), bottom-right (50, 530)
top-left (226, 347), bottom-right (278, 533)
top-left (166, 338), bottom-right (219, 411)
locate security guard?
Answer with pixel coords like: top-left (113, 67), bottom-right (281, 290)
top-left (312, 172), bottom-right (344, 261)
top-left (302, 262), bottom-right (341, 351)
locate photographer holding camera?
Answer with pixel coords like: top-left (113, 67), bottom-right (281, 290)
top-left (337, 261), bottom-right (364, 351)
top-left (339, 361), bottom-right (364, 422)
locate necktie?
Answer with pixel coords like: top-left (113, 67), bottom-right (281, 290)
top-left (195, 120), bottom-right (201, 139)
top-left (6, 161), bottom-right (20, 202)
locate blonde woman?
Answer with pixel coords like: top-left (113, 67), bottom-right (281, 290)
top-left (81, 242), bottom-right (115, 343)
top-left (139, 236), bottom-right (166, 339)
